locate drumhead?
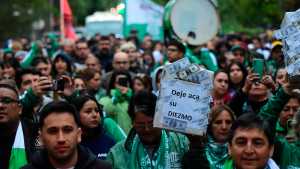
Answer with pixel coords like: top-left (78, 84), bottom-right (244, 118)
top-left (169, 0), bottom-right (219, 45)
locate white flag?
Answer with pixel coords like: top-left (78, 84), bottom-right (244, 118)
top-left (124, 0), bottom-right (164, 40)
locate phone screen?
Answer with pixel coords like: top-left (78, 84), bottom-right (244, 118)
top-left (53, 79), bottom-right (65, 91)
top-left (252, 58), bottom-right (264, 79)
top-left (118, 77), bottom-right (129, 87)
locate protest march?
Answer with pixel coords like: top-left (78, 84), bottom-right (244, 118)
top-left (0, 0), bottom-right (300, 169)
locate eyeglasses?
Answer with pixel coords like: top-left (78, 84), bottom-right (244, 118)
top-left (167, 48), bottom-right (179, 52)
top-left (0, 97), bottom-right (19, 104)
top-left (77, 47), bottom-right (88, 50)
top-left (134, 121), bottom-right (154, 130)
top-left (115, 61), bottom-right (129, 65)
top-left (123, 49), bottom-right (136, 53)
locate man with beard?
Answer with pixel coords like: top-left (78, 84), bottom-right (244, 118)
top-left (73, 39), bottom-right (91, 71)
top-left (21, 101), bottom-right (111, 169)
top-left (95, 36), bottom-right (113, 72)
top-left (102, 52), bottom-right (134, 89)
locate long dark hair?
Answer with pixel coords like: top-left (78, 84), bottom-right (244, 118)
top-left (133, 73), bottom-right (153, 93)
top-left (227, 61), bottom-right (248, 89)
top-left (52, 53), bottom-right (73, 77)
top-left (70, 94), bottom-right (105, 138)
top-left (71, 94), bottom-right (104, 120)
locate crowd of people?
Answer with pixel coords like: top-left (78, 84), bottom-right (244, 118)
top-left (0, 30), bottom-right (299, 169)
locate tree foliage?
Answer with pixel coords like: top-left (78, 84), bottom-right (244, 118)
top-left (69, 0), bottom-right (121, 25)
top-left (0, 0), bottom-right (299, 44)
top-left (0, 0), bottom-right (49, 42)
top-left (218, 0), bottom-right (284, 34)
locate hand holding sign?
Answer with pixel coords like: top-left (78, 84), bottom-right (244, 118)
top-left (275, 9), bottom-right (300, 92)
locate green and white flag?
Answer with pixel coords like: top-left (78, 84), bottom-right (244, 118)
top-left (20, 42), bottom-right (38, 69)
top-left (123, 0), bottom-right (164, 41)
top-left (8, 122), bottom-right (28, 169)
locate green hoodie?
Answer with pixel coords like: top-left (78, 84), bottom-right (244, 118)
top-left (106, 130), bottom-right (189, 169)
top-left (257, 88), bottom-right (300, 169)
top-left (100, 88), bottom-right (133, 134)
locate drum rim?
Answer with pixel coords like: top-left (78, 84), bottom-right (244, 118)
top-left (168, 0), bottom-right (220, 45)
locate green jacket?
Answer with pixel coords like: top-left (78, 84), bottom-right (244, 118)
top-left (257, 88), bottom-right (300, 169)
top-left (266, 60), bottom-right (278, 78)
top-left (276, 121), bottom-right (287, 137)
top-left (106, 130), bottom-right (189, 169)
top-left (19, 88), bottom-right (43, 119)
top-left (95, 88), bottom-right (107, 101)
top-left (186, 47), bottom-right (218, 72)
top-left (100, 96), bottom-right (132, 134)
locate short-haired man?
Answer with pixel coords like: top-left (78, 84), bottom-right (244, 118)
top-left (22, 101), bottom-right (111, 169)
top-left (74, 39), bottom-right (91, 71)
top-left (102, 52), bottom-right (133, 89)
top-left (166, 40), bottom-right (186, 63)
top-left (15, 68), bottom-right (40, 94)
top-left (95, 36), bottom-right (113, 72)
top-left (85, 54), bottom-right (102, 73)
top-left (112, 52), bottom-right (130, 72)
top-left (0, 83), bottom-right (38, 169)
top-left (224, 113), bottom-right (278, 169)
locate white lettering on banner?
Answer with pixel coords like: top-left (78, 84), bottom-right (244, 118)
top-left (97, 153), bottom-right (107, 158)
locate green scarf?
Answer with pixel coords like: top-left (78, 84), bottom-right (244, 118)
top-left (205, 136), bottom-right (229, 169)
top-left (20, 42), bottom-right (38, 69)
top-left (111, 88), bottom-right (133, 104)
top-left (8, 122), bottom-right (27, 169)
top-left (129, 130), bottom-right (170, 169)
top-left (223, 158), bottom-right (233, 169)
top-left (276, 120), bottom-right (286, 135)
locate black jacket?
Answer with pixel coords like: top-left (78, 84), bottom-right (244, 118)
top-left (181, 136), bottom-right (210, 169)
top-left (21, 146), bottom-right (112, 169)
top-left (0, 118), bottom-right (38, 169)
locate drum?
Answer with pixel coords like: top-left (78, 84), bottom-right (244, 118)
top-left (163, 0), bottom-right (220, 45)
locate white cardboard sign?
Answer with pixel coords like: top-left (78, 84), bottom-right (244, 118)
top-left (154, 79), bottom-right (211, 135)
